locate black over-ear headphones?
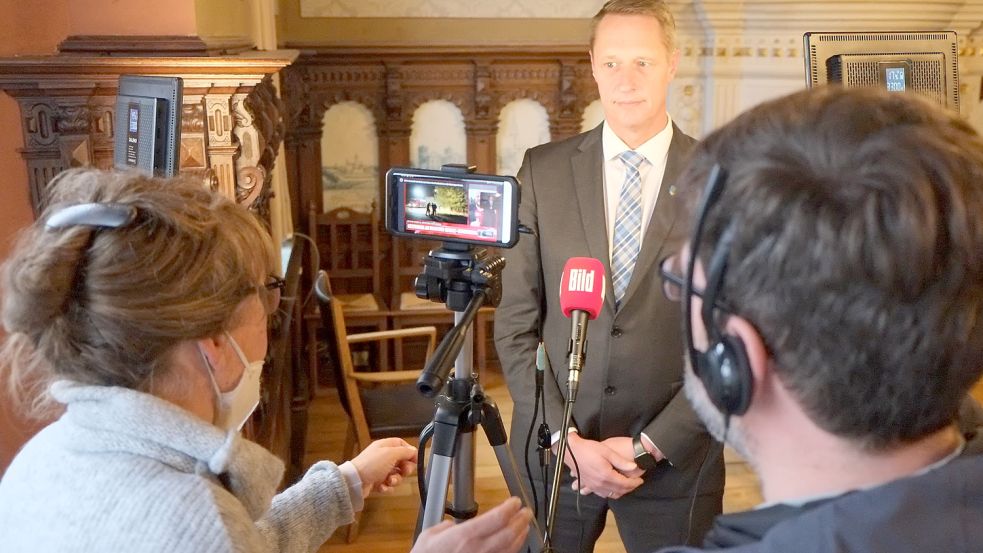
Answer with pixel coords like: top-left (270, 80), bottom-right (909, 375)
top-left (682, 164), bottom-right (752, 417)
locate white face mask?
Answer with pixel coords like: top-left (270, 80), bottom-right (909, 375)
top-left (199, 331), bottom-right (264, 432)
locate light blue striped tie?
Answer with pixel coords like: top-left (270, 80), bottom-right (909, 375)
top-left (612, 150), bottom-right (646, 308)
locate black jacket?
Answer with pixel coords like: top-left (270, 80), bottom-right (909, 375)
top-left (658, 401), bottom-right (983, 553)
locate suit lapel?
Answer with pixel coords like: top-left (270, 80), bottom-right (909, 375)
top-left (571, 125), bottom-right (617, 312)
top-left (617, 124), bottom-right (691, 309)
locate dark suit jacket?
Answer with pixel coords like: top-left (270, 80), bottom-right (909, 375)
top-left (495, 123), bottom-right (724, 498)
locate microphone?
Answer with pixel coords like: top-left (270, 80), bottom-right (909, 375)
top-left (535, 343), bottom-right (552, 469)
top-left (558, 257), bottom-right (606, 402)
top-left (536, 342), bottom-right (549, 390)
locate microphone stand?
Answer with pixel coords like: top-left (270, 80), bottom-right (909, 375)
top-left (542, 309), bottom-right (589, 551)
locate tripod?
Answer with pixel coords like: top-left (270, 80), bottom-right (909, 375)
top-left (411, 243), bottom-right (543, 547)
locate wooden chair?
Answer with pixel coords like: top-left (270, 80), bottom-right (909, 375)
top-left (388, 236), bottom-right (454, 370)
top-left (308, 201), bottom-right (390, 372)
top-left (313, 269), bottom-right (437, 542)
top-left (308, 201), bottom-right (385, 309)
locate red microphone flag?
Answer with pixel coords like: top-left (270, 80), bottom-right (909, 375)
top-left (558, 257), bottom-right (606, 319)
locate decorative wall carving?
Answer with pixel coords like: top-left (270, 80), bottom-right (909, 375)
top-left (490, 66), bottom-right (561, 81)
top-left (474, 64), bottom-right (493, 120)
top-left (384, 64), bottom-right (404, 122)
top-left (244, 76), bottom-right (288, 223)
top-left (23, 103), bottom-right (58, 148)
top-left (321, 91), bottom-right (382, 120)
top-left (55, 106), bottom-right (91, 134)
top-left (495, 89), bottom-right (557, 117)
top-left (182, 104), bottom-right (206, 133)
top-left (407, 91), bottom-right (471, 116)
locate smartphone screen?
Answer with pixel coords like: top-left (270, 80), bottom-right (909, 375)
top-left (386, 167), bottom-right (520, 248)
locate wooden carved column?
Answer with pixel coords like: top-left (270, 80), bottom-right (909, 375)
top-left (16, 98), bottom-right (64, 209)
top-left (552, 60), bottom-right (590, 140)
top-left (203, 92), bottom-right (239, 199)
top-left (240, 78), bottom-right (287, 223)
top-left (380, 63), bottom-right (411, 201)
top-left (282, 63), bottom-right (324, 230)
top-left (467, 62), bottom-right (498, 173)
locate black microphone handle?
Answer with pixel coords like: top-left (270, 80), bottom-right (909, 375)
top-left (566, 309), bottom-right (590, 403)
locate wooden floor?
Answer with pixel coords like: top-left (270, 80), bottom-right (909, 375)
top-left (306, 368), bottom-right (763, 553)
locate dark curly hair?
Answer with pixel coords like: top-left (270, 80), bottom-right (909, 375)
top-left (680, 86), bottom-right (983, 450)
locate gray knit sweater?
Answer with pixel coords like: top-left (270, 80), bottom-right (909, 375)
top-left (0, 381), bottom-right (356, 552)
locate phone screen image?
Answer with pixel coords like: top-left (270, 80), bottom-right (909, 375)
top-left (386, 168), bottom-right (518, 248)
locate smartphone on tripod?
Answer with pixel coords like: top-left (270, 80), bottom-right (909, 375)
top-left (385, 166), bottom-right (521, 248)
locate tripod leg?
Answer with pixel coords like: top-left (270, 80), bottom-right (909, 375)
top-left (480, 397), bottom-right (545, 546)
top-left (451, 432), bottom-right (478, 519)
top-left (419, 411), bottom-right (460, 532)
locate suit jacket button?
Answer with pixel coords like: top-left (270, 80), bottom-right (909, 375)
top-left (604, 386), bottom-right (616, 395)
top-left (611, 327), bottom-right (623, 338)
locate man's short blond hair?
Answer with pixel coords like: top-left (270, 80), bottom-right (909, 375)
top-left (590, 0), bottom-right (677, 52)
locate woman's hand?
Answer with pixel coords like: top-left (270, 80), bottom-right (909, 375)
top-left (410, 497), bottom-right (532, 553)
top-left (350, 437), bottom-right (418, 497)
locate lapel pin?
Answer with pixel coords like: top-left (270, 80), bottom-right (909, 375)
top-left (669, 185), bottom-right (677, 196)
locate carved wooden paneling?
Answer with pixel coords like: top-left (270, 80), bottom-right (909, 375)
top-left (281, 45), bottom-right (595, 228)
top-left (0, 46), bottom-right (297, 217)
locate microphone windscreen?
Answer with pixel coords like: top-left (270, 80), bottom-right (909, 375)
top-left (559, 257), bottom-right (606, 320)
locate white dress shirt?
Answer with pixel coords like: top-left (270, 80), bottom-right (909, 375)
top-left (601, 116), bottom-right (674, 264)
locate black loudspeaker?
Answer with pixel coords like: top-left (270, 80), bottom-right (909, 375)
top-left (684, 167), bottom-right (753, 418)
top-left (803, 31), bottom-right (959, 112)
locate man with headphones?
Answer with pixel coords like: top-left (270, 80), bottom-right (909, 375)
top-left (652, 85), bottom-right (983, 552)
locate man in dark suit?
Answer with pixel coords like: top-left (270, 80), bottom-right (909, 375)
top-left (494, 1), bottom-right (724, 551)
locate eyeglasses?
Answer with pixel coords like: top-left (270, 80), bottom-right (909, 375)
top-left (658, 255), bottom-right (733, 313)
top-left (659, 255), bottom-right (697, 303)
top-left (257, 275), bottom-right (286, 315)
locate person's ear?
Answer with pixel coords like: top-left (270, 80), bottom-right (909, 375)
top-left (724, 316), bottom-right (770, 387)
top-left (196, 333), bottom-right (236, 387)
top-left (196, 335), bottom-right (219, 367)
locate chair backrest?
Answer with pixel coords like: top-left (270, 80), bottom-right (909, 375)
top-left (313, 270), bottom-right (358, 420)
top-left (278, 235), bottom-right (309, 406)
top-left (390, 235), bottom-right (443, 310)
top-left (309, 201), bottom-right (381, 297)
top-left (276, 235), bottom-right (307, 346)
top-left (249, 236), bottom-right (307, 458)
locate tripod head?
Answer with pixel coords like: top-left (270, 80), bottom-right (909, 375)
top-left (415, 243), bottom-right (505, 396)
top-left (415, 243), bottom-right (505, 312)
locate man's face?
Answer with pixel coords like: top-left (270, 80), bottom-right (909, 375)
top-left (590, 14), bottom-right (679, 146)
